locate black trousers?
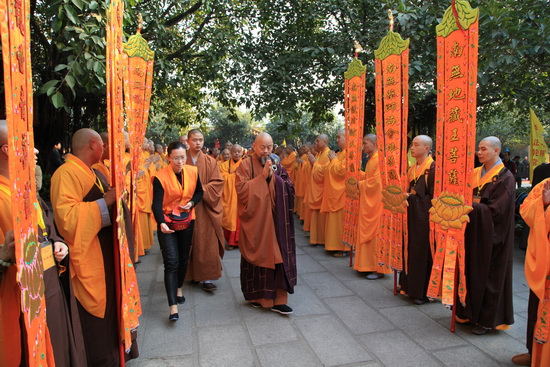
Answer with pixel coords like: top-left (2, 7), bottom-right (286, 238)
top-left (158, 222), bottom-right (194, 306)
top-left (527, 290), bottom-right (539, 354)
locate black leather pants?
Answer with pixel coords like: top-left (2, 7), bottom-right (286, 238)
top-left (158, 221), bottom-right (194, 306)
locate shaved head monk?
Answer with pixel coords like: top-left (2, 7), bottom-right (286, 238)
top-left (281, 145), bottom-right (297, 183)
top-left (321, 130), bottom-right (349, 257)
top-left (220, 144), bottom-right (244, 250)
top-left (294, 144), bottom-right (310, 221)
top-left (456, 136), bottom-right (515, 335)
top-left (220, 148), bottom-right (231, 163)
top-left (354, 134), bottom-right (390, 278)
top-left (51, 128), bottom-right (138, 365)
top-left (91, 131), bottom-right (110, 181)
top-left (235, 132), bottom-right (297, 314)
top-left (186, 129), bottom-right (225, 291)
top-left (399, 135), bottom-right (435, 303)
top-left (307, 134), bottom-right (330, 246)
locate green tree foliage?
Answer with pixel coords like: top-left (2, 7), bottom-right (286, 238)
top-left (203, 106), bottom-right (256, 148)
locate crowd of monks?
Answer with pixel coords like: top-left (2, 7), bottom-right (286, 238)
top-left (0, 121), bottom-right (548, 366)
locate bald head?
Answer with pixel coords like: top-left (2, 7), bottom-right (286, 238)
top-left (362, 134), bottom-right (377, 155)
top-left (314, 134), bottom-right (328, 151)
top-left (415, 135), bottom-right (433, 149)
top-left (230, 144), bottom-right (243, 161)
top-left (364, 134), bottom-right (377, 144)
top-left (72, 128), bottom-right (103, 167)
top-left (253, 132), bottom-right (274, 158)
top-left (0, 120), bottom-right (7, 146)
top-left (99, 131), bottom-right (109, 160)
top-left (478, 136), bottom-right (502, 168)
top-left (410, 135), bottom-right (433, 161)
top-left (480, 136), bottom-right (502, 150)
top-left (336, 130), bottom-right (346, 150)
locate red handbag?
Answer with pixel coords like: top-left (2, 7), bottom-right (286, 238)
top-left (164, 212), bottom-right (192, 231)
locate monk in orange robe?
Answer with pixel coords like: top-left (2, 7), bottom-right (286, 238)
top-left (135, 143), bottom-right (155, 254)
top-left (307, 135), bottom-right (330, 246)
top-left (154, 143), bottom-right (168, 171)
top-left (294, 144), bottom-right (309, 219)
top-left (91, 131), bottom-right (110, 181)
top-left (186, 129), bottom-right (225, 291)
top-left (219, 148), bottom-right (231, 168)
top-left (220, 144), bottom-right (243, 250)
top-left (301, 144), bottom-right (314, 231)
top-left (321, 130), bottom-right (348, 256)
top-left (518, 178), bottom-right (550, 367)
top-left (235, 133), bottom-right (297, 314)
top-left (281, 145), bottom-right (297, 183)
top-left (293, 145), bottom-right (304, 216)
top-left (353, 134), bottom-right (390, 279)
top-left (51, 128), bottom-right (138, 365)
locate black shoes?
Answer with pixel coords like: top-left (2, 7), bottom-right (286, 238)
top-left (250, 302), bottom-right (262, 308)
top-left (271, 304), bottom-right (293, 315)
top-left (471, 324), bottom-right (491, 335)
top-left (202, 282), bottom-right (217, 292)
top-left (413, 297), bottom-right (428, 305)
top-left (176, 295), bottom-right (186, 304)
top-left (169, 313), bottom-right (179, 321)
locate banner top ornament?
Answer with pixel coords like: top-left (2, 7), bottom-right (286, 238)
top-left (373, 30), bottom-right (410, 60)
top-left (436, 0), bottom-right (479, 37)
top-left (344, 57), bottom-right (366, 80)
top-left (123, 32), bottom-right (155, 61)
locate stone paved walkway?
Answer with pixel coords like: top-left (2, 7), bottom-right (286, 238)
top-left (128, 219), bottom-right (529, 366)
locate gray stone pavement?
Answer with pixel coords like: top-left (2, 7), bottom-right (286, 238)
top-left (127, 219), bottom-right (529, 366)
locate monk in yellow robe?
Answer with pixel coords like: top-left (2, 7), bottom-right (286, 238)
top-left (354, 134), bottom-right (390, 279)
top-left (220, 144), bottom-right (243, 250)
top-left (219, 148), bottom-right (231, 168)
top-left (307, 135), bottom-right (330, 245)
top-left (281, 145), bottom-right (297, 183)
top-left (154, 143), bottom-right (168, 171)
top-left (51, 128), bottom-right (138, 365)
top-left (91, 131), bottom-right (110, 181)
top-left (293, 146), bottom-right (304, 216)
top-left (294, 144), bottom-right (309, 219)
top-left (186, 129), bottom-right (225, 291)
top-left (136, 143), bottom-right (155, 253)
top-left (301, 145), bottom-right (314, 231)
top-left (321, 130), bottom-right (348, 256)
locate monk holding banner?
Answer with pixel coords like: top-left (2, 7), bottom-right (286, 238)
top-left (235, 132), bottom-right (297, 314)
top-left (51, 128), bottom-right (138, 365)
top-left (456, 136), bottom-right (515, 335)
top-left (321, 130), bottom-right (349, 257)
top-left (186, 129), bottom-right (225, 291)
top-left (399, 135), bottom-right (435, 304)
top-left (353, 134), bottom-right (390, 279)
top-left (307, 135), bottom-right (330, 246)
top-left (220, 144), bottom-right (244, 250)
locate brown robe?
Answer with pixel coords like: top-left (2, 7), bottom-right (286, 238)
top-left (456, 167), bottom-right (515, 328)
top-left (186, 152), bottom-right (225, 281)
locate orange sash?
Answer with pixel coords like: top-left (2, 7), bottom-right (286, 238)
top-left (408, 156), bottom-right (434, 185)
top-left (154, 165), bottom-right (198, 220)
top-left (472, 162), bottom-right (504, 192)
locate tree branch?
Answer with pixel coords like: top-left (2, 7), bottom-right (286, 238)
top-left (165, 12), bottom-right (212, 61)
top-left (30, 0), bottom-right (51, 57)
top-left (164, 0), bottom-right (203, 28)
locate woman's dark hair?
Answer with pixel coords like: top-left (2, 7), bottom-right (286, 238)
top-left (167, 141), bottom-right (186, 156)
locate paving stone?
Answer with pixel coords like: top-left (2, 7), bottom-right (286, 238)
top-left (513, 294), bottom-right (529, 314)
top-left (222, 257), bottom-right (241, 278)
top-left (240, 306), bottom-right (299, 346)
top-left (140, 310), bottom-right (193, 358)
top-left (380, 306), bottom-right (468, 351)
top-left (296, 254), bottom-right (325, 273)
top-left (197, 324), bottom-right (256, 367)
top-left (416, 300), bottom-right (454, 320)
top-left (505, 313), bottom-right (528, 344)
top-left (325, 296), bottom-right (395, 335)
top-left (285, 283), bottom-right (330, 316)
top-left (318, 259), bottom-right (366, 281)
top-left (349, 279), bottom-right (410, 309)
top-left (222, 247), bottom-right (242, 259)
top-left (131, 356), bottom-right (195, 367)
top-left (514, 291), bottom-right (530, 301)
top-left (137, 271), bottom-right (155, 296)
top-left (256, 342), bottom-right (320, 367)
top-left (360, 330), bottom-right (441, 367)
top-left (301, 271), bottom-right (354, 298)
top-left (194, 288), bottom-right (241, 327)
top-left (432, 345), bottom-right (501, 367)
top-left (295, 315), bottom-right (373, 366)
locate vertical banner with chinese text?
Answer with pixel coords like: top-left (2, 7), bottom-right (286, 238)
top-left (428, 0), bottom-right (479, 308)
top-left (123, 23), bottom-right (155, 263)
top-left (0, 0), bottom-right (54, 363)
top-left (529, 108), bottom-right (548, 181)
top-left (342, 54), bottom-right (366, 258)
top-left (374, 22), bottom-right (410, 272)
top-left (106, 0), bottom-right (142, 353)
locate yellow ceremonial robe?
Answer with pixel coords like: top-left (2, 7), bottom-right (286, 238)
top-left (354, 152), bottom-right (389, 273)
top-left (321, 150), bottom-right (347, 251)
top-left (301, 158), bottom-right (313, 231)
top-left (307, 147), bottom-right (330, 245)
top-left (281, 151), bottom-right (297, 183)
top-left (220, 158), bottom-right (242, 232)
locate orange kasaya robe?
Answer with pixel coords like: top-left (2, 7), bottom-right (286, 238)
top-left (307, 147), bottom-right (330, 245)
top-left (520, 179), bottom-right (550, 367)
top-left (92, 159), bottom-right (110, 183)
top-left (354, 152), bottom-right (390, 273)
top-left (154, 153), bottom-right (167, 172)
top-left (281, 151), bottom-right (297, 183)
top-left (185, 152), bottom-right (225, 281)
top-left (293, 158), bottom-right (303, 216)
top-left (321, 150), bottom-right (348, 252)
top-left (301, 157), bottom-right (313, 231)
top-left (220, 158), bottom-right (242, 246)
top-left (135, 157), bottom-right (154, 257)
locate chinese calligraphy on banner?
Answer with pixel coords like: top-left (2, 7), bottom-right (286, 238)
top-left (342, 46), bottom-right (366, 260)
top-left (106, 0), bottom-right (142, 354)
top-left (529, 108), bottom-right (548, 181)
top-left (428, 0), bottom-right (479, 308)
top-left (0, 0), bottom-right (54, 363)
top-left (374, 14), bottom-right (410, 273)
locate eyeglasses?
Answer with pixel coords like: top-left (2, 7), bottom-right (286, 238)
top-left (170, 156), bottom-right (186, 162)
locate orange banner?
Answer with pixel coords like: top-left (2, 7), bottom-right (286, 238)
top-left (342, 55), bottom-right (366, 254)
top-left (374, 24), bottom-right (410, 272)
top-left (106, 0), bottom-right (142, 353)
top-left (0, 0), bottom-right (54, 364)
top-left (428, 0), bottom-right (478, 307)
top-left (123, 23), bottom-right (155, 261)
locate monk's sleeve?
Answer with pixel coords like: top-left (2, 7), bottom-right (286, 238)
top-left (50, 169), bottom-right (103, 261)
top-left (311, 160), bottom-right (328, 184)
top-left (235, 161), bottom-right (270, 221)
top-left (520, 180), bottom-right (550, 301)
top-left (480, 173), bottom-right (515, 225)
top-left (201, 160), bottom-right (224, 211)
top-left (330, 157), bottom-right (346, 178)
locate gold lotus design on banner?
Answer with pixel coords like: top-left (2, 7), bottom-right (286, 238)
top-left (381, 186), bottom-right (408, 214)
top-left (429, 192), bottom-right (473, 230)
